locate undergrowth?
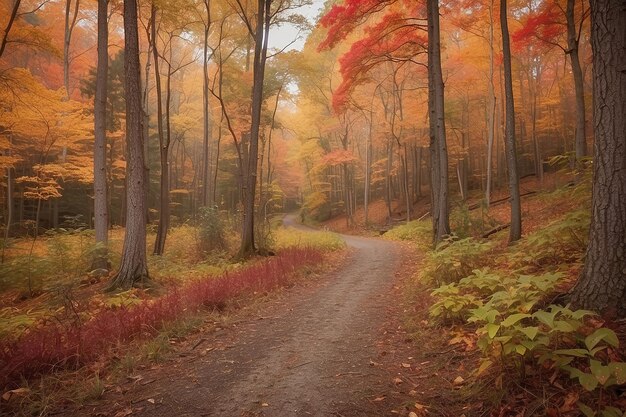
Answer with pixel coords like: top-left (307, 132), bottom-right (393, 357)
top-left (398, 180), bottom-right (626, 415)
top-left (0, 247), bottom-right (325, 387)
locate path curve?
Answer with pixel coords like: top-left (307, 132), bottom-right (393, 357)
top-left (101, 217), bottom-right (404, 417)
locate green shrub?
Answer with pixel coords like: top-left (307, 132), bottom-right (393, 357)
top-left (429, 269), bottom-right (562, 322)
top-left (384, 219), bottom-right (431, 246)
top-left (197, 207), bottom-right (227, 254)
top-left (421, 237), bottom-right (494, 285)
top-left (510, 209), bottom-right (589, 270)
top-left (450, 202), bottom-right (500, 238)
top-left (430, 266), bottom-right (625, 415)
top-left (274, 228), bottom-right (344, 252)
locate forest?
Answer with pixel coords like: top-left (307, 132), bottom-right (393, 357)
top-left (0, 0), bottom-right (625, 415)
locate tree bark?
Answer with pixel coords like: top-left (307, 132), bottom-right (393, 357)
top-left (500, 0), bottom-right (522, 243)
top-left (485, 0), bottom-right (496, 206)
top-left (427, 0), bottom-right (450, 244)
top-left (238, 0), bottom-right (271, 258)
top-left (567, 0), bottom-right (587, 163)
top-left (2, 134), bottom-right (14, 264)
top-left (364, 111), bottom-right (372, 224)
top-left (570, 0), bottom-right (626, 317)
top-left (150, 4), bottom-right (169, 256)
top-left (385, 138), bottom-right (393, 221)
top-left (92, 0), bottom-right (109, 271)
top-left (201, 0), bottom-right (212, 206)
top-left (63, 0), bottom-right (80, 98)
top-left (109, 0), bottom-right (149, 289)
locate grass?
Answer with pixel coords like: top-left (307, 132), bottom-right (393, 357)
top-left (274, 227), bottom-right (345, 251)
top-left (383, 219), bottom-right (432, 247)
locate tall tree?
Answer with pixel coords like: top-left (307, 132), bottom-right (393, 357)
top-left (570, 0), bottom-right (625, 316)
top-left (566, 0), bottom-right (587, 164)
top-left (109, 0), bottom-right (149, 289)
top-left (63, 0), bottom-right (80, 97)
top-left (92, 0), bottom-right (108, 271)
top-left (150, 3), bottom-right (166, 255)
top-left (485, 0), bottom-right (496, 206)
top-left (500, 0), bottom-right (522, 243)
top-left (238, 0), bottom-right (272, 258)
top-left (201, 0), bottom-right (212, 207)
top-left (427, 0), bottom-right (450, 244)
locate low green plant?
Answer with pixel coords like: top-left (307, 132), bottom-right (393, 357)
top-left (0, 307), bottom-right (48, 340)
top-left (274, 228), bottom-right (344, 252)
top-left (430, 269), bottom-right (562, 322)
top-left (80, 373), bottom-right (105, 402)
top-left (471, 304), bottom-right (590, 374)
top-left (104, 289), bottom-right (143, 308)
top-left (116, 353), bottom-right (138, 375)
top-left (143, 333), bottom-right (171, 362)
top-left (421, 237), bottom-right (494, 285)
top-left (383, 219), bottom-right (431, 246)
top-left (510, 209), bottom-right (590, 270)
top-left (196, 207), bottom-right (227, 254)
top-left (450, 202), bottom-right (499, 238)
top-left (542, 325), bottom-right (626, 392)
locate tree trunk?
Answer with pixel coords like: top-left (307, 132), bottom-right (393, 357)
top-left (567, 0), bottom-right (587, 163)
top-left (402, 144), bottom-right (411, 222)
top-left (109, 0), bottom-right (149, 289)
top-left (427, 0), bottom-right (450, 244)
top-left (500, 0), bottom-right (522, 243)
top-left (385, 138), bottom-right (393, 221)
top-left (530, 78), bottom-right (543, 183)
top-left (238, 0), bottom-right (271, 258)
top-left (2, 135), bottom-right (14, 264)
top-left (364, 112), bottom-right (372, 224)
top-left (416, 146), bottom-right (422, 198)
top-left (151, 4), bottom-right (168, 256)
top-left (142, 14), bottom-right (152, 214)
top-left (0, 0), bottom-right (21, 59)
top-left (92, 0), bottom-right (109, 271)
top-left (63, 0), bottom-right (80, 98)
top-left (202, 0), bottom-right (212, 206)
top-left (485, 0), bottom-right (496, 206)
top-left (570, 0), bottom-right (626, 317)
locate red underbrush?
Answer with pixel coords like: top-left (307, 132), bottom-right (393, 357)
top-left (0, 247), bottom-right (324, 388)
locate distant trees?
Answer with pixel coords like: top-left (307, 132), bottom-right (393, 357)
top-left (570, 0), bottom-right (625, 316)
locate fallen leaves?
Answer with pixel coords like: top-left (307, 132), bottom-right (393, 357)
top-left (113, 408), bottom-right (133, 417)
top-left (1, 388), bottom-right (30, 402)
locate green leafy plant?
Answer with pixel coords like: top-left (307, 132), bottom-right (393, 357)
top-left (421, 237), bottom-right (494, 285)
top-left (197, 207), bottom-right (227, 254)
top-left (383, 219), bottom-right (431, 247)
top-left (510, 209), bottom-right (590, 270)
top-left (429, 269), bottom-right (562, 322)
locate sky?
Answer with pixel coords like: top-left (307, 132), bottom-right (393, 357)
top-left (268, 0), bottom-right (327, 52)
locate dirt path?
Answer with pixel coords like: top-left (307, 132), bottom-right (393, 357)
top-left (91, 218), bottom-right (413, 417)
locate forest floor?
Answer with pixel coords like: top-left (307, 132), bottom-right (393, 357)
top-left (6, 171), bottom-right (616, 416)
top-left (67, 216), bottom-right (465, 417)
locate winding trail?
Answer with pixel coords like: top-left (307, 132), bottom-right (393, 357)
top-left (96, 216), bottom-right (407, 417)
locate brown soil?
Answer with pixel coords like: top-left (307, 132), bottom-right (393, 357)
top-left (63, 217), bottom-right (461, 417)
